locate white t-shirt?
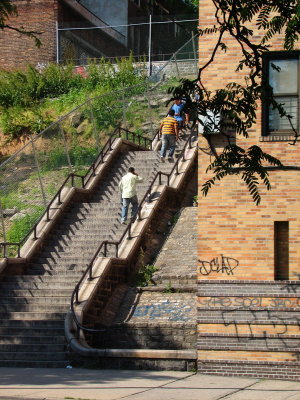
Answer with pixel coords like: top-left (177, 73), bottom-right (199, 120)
top-left (118, 172), bottom-right (143, 198)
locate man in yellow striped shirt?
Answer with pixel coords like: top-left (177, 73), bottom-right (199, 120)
top-left (159, 109), bottom-right (179, 162)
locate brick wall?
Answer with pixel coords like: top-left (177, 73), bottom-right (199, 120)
top-left (198, 0), bottom-right (300, 380)
top-left (0, 0), bottom-right (58, 69)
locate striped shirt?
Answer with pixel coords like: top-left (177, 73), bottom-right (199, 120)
top-left (160, 116), bottom-right (178, 135)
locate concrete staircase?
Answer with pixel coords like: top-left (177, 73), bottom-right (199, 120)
top-left (0, 136), bottom-right (190, 368)
top-left (89, 207), bottom-right (198, 370)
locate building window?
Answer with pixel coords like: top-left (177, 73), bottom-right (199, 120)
top-left (274, 221), bottom-right (289, 280)
top-left (263, 53), bottom-right (299, 136)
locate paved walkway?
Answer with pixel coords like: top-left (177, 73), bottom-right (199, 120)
top-left (0, 368), bottom-right (299, 400)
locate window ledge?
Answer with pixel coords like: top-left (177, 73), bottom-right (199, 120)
top-left (259, 135), bottom-right (296, 142)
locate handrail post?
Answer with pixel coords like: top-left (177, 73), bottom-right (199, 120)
top-left (75, 286), bottom-right (79, 304)
top-left (127, 223), bottom-right (131, 240)
top-left (46, 205), bottom-right (50, 222)
top-left (33, 225), bottom-right (37, 240)
top-left (17, 245), bottom-right (21, 258)
top-left (88, 265), bottom-right (93, 280)
top-left (58, 188), bottom-right (62, 205)
top-left (176, 163), bottom-right (179, 175)
top-left (159, 172), bottom-right (162, 185)
top-left (147, 188), bottom-right (151, 203)
top-left (116, 243), bottom-right (119, 258)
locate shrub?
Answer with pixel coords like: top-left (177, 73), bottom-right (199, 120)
top-left (42, 146), bottom-right (98, 171)
top-left (1, 107), bottom-right (53, 140)
top-left (6, 207), bottom-right (44, 243)
top-left (135, 264), bottom-right (158, 287)
top-left (70, 146), bottom-right (98, 166)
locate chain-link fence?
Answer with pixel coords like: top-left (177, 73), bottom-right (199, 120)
top-left (0, 79), bottom-right (178, 257)
top-left (0, 33), bottom-right (199, 257)
top-left (58, 15), bottom-right (198, 66)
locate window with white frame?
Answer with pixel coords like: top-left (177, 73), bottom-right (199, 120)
top-left (264, 54), bottom-right (299, 135)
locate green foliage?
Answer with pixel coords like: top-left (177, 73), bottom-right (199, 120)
top-left (163, 281), bottom-right (176, 293)
top-left (42, 146), bottom-right (98, 171)
top-left (1, 106), bottom-right (53, 139)
top-left (135, 264), bottom-right (158, 287)
top-left (41, 148), bottom-right (69, 171)
top-left (0, 64), bottom-right (84, 108)
top-left (0, 192), bottom-right (26, 210)
top-left (70, 146), bottom-right (98, 166)
top-left (6, 207), bottom-right (44, 243)
top-left (0, 57), bottom-right (146, 141)
top-left (85, 58), bottom-right (115, 91)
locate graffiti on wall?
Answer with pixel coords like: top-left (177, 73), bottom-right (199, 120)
top-left (133, 300), bottom-right (193, 321)
top-left (220, 309), bottom-right (300, 359)
top-left (199, 296), bottom-right (300, 308)
top-left (198, 254), bottom-right (239, 276)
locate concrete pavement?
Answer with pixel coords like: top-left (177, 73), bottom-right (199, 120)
top-left (0, 368), bottom-right (299, 400)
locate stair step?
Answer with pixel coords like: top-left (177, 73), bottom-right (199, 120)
top-left (2, 275), bottom-right (80, 283)
top-left (0, 304), bottom-right (69, 312)
top-left (0, 296), bottom-right (70, 305)
top-left (0, 360), bottom-right (68, 368)
top-left (0, 281), bottom-right (77, 290)
top-left (0, 351), bottom-right (67, 361)
top-left (0, 289), bottom-right (72, 297)
top-left (0, 312), bottom-right (66, 320)
top-left (0, 319), bottom-right (64, 328)
top-left (0, 327), bottom-right (64, 336)
top-left (0, 143), bottom-right (196, 368)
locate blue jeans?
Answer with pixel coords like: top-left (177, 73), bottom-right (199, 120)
top-left (121, 195), bottom-right (138, 221)
top-left (160, 134), bottom-right (176, 158)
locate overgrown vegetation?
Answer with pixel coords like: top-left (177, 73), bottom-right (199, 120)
top-left (0, 55), bottom-right (146, 141)
top-left (135, 264), bottom-right (159, 287)
top-left (6, 207), bottom-right (44, 243)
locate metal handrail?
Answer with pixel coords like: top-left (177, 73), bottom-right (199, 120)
top-left (70, 130), bottom-right (196, 334)
top-left (0, 126), bottom-right (152, 258)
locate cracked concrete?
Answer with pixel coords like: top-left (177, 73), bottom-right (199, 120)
top-left (0, 368), bottom-right (299, 400)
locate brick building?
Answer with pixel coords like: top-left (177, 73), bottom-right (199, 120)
top-left (0, 0), bottom-right (197, 69)
top-left (198, 1), bottom-right (300, 379)
top-left (0, 0), bottom-right (58, 69)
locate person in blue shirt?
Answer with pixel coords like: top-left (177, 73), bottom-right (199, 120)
top-left (171, 98), bottom-right (185, 131)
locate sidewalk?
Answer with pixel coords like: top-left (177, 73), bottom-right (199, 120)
top-left (0, 368), bottom-right (299, 400)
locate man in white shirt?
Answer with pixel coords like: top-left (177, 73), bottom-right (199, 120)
top-left (118, 167), bottom-right (143, 224)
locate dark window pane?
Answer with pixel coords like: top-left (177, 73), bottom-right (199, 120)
top-left (269, 59), bottom-right (298, 94)
top-left (269, 96), bottom-right (298, 131)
